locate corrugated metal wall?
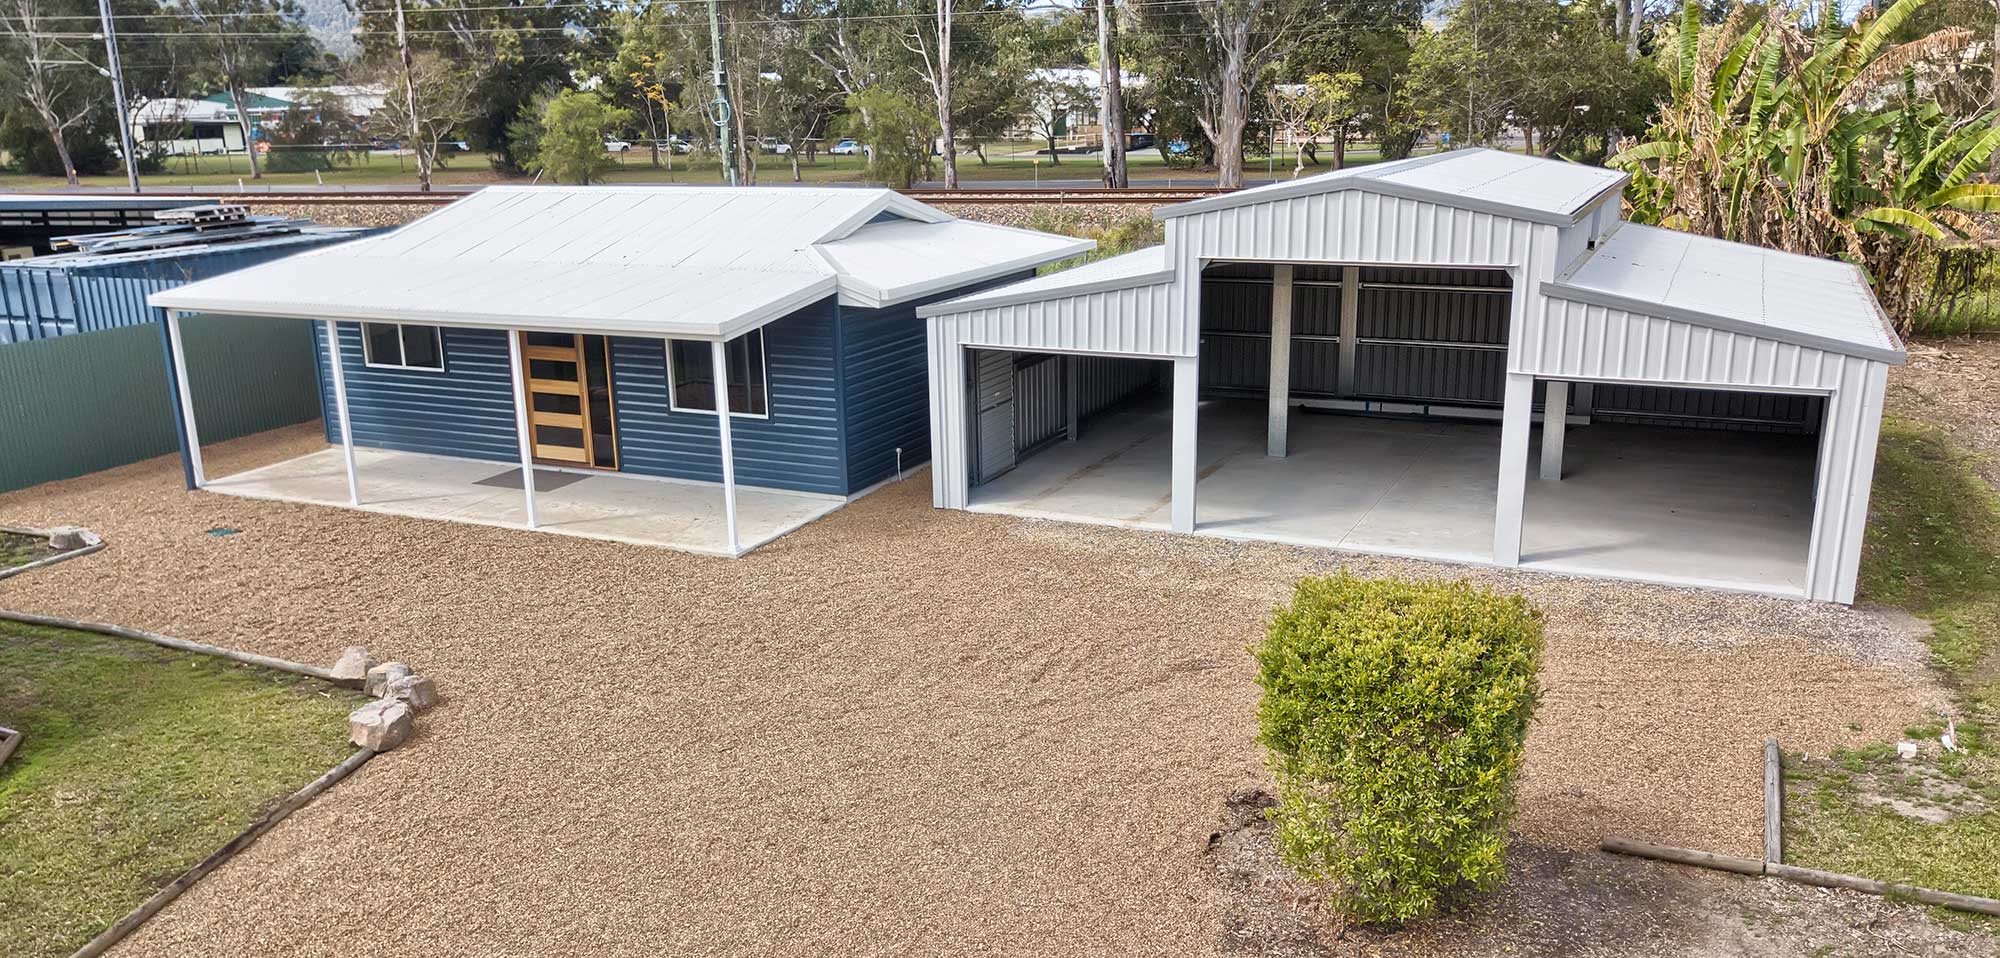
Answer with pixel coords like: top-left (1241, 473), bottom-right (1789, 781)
top-left (1, 314), bottom-right (322, 492)
top-left (935, 280), bottom-right (1183, 357)
top-left (609, 300), bottom-right (847, 495)
top-left (1, 234), bottom-right (366, 343)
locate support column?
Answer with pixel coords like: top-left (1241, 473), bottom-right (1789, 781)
top-left (1267, 264), bottom-right (1294, 457)
top-left (1337, 265), bottom-right (1359, 395)
top-left (1170, 355), bottom-right (1199, 533)
top-left (712, 339), bottom-right (741, 557)
top-left (324, 320), bottom-right (361, 505)
top-left (1066, 353), bottom-right (1080, 441)
top-left (1493, 373), bottom-right (1534, 565)
top-left (165, 310), bottom-right (205, 487)
top-left (1539, 380), bottom-right (1568, 481)
top-left (506, 331), bottom-right (538, 529)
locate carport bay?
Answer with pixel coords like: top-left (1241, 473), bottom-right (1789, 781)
top-left (920, 149), bottom-right (1901, 603)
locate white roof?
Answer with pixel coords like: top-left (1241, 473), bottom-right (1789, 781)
top-left (1157, 148), bottom-right (1627, 226)
top-left (149, 186), bottom-right (1090, 339)
top-left (1545, 222), bottom-right (1905, 364)
top-left (916, 245), bottom-right (1170, 316)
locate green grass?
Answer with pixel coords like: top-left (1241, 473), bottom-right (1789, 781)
top-left (0, 533), bottom-right (51, 570)
top-left (1781, 417), bottom-right (2000, 917)
top-left (0, 140), bottom-right (1417, 190)
top-left (0, 620), bottom-right (365, 957)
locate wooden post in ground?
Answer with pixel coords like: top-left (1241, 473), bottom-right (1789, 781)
top-left (1764, 738), bottom-right (1783, 864)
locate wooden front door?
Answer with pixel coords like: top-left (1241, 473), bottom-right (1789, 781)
top-left (520, 332), bottom-right (618, 469)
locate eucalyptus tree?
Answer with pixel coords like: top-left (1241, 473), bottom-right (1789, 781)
top-left (172, 0), bottom-right (309, 179)
top-left (1133, 0), bottom-right (1329, 188)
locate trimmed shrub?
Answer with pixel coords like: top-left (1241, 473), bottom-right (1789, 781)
top-left (1254, 574), bottom-right (1544, 924)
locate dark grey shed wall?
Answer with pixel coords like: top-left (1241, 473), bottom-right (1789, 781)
top-left (313, 322), bottom-right (521, 463)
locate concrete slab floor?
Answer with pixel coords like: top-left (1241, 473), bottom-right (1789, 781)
top-left (968, 398), bottom-right (1816, 596)
top-left (203, 447), bottom-right (849, 556)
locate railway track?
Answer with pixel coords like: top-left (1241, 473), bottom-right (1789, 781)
top-left (55, 185), bottom-right (1232, 207)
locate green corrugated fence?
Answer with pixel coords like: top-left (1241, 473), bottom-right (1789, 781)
top-left (0, 315), bottom-right (322, 493)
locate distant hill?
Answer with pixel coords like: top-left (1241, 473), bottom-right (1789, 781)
top-left (298, 0), bottom-right (359, 59)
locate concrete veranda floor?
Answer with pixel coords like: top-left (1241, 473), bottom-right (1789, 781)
top-left (969, 400), bottom-right (1818, 596)
top-left (0, 422), bottom-right (1952, 957)
top-left (204, 447), bottom-right (848, 556)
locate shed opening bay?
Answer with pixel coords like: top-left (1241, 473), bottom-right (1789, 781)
top-left (921, 149), bottom-right (1899, 602)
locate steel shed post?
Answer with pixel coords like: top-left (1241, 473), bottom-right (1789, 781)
top-left (1493, 372), bottom-right (1534, 565)
top-left (323, 320), bottom-right (361, 505)
top-left (1539, 380), bottom-right (1568, 481)
top-left (506, 331), bottom-right (538, 529)
top-left (1170, 354), bottom-right (1199, 533)
top-left (712, 338), bottom-right (741, 557)
top-left (1267, 264), bottom-right (1293, 457)
top-left (164, 309), bottom-right (205, 488)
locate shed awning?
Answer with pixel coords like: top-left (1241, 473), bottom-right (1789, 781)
top-left (1542, 222), bottom-right (1906, 365)
top-left (149, 185), bottom-right (1091, 340)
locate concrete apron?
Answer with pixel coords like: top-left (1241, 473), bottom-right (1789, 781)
top-left (967, 399), bottom-right (1817, 598)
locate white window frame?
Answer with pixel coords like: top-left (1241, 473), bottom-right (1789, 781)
top-left (360, 322), bottom-right (446, 372)
top-left (666, 330), bottom-right (771, 420)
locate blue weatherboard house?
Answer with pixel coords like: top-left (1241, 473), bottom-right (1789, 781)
top-left (149, 186), bottom-right (1091, 555)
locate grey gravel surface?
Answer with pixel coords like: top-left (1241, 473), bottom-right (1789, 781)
top-left (0, 424), bottom-right (1951, 957)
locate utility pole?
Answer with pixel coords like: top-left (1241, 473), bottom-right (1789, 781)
top-left (96, 0), bottom-right (140, 192)
top-left (708, 0), bottom-right (738, 186)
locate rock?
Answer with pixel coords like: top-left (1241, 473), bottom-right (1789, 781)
top-left (364, 661), bottom-right (413, 696)
top-left (330, 647), bottom-right (375, 687)
top-left (46, 526), bottom-right (89, 550)
top-left (386, 673), bottom-right (440, 711)
top-left (348, 699), bottom-right (413, 752)
top-left (1896, 741), bottom-right (1920, 760)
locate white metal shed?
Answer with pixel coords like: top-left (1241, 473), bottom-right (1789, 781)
top-left (918, 149), bottom-right (1904, 603)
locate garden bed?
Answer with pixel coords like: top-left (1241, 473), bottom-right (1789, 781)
top-left (0, 619), bottom-right (366, 957)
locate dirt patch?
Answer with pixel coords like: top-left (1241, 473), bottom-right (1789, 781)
top-left (0, 530), bottom-right (58, 569)
top-left (1887, 336), bottom-right (2000, 488)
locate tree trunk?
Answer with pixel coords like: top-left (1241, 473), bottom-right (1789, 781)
top-left (1625, 0), bottom-right (1641, 58)
top-left (40, 115), bottom-right (78, 186)
top-left (1331, 123), bottom-right (1346, 170)
top-left (1524, 125), bottom-right (1534, 155)
top-left (1206, 25), bottom-right (1250, 189)
top-left (395, 0), bottom-right (427, 191)
top-left (228, 83), bottom-right (262, 179)
top-left (935, 0), bottom-right (958, 188)
top-left (1046, 132), bottom-right (1061, 164)
top-left (1097, 0), bottom-right (1127, 188)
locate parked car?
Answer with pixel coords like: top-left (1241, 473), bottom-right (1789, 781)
top-left (604, 138), bottom-right (632, 153)
top-left (829, 138), bottom-right (862, 156)
top-left (1127, 132), bottom-right (1156, 151)
top-left (663, 136), bottom-right (693, 154)
top-left (759, 137), bottom-right (793, 155)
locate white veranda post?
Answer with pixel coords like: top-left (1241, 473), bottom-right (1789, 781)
top-left (165, 310), bottom-right (205, 487)
top-left (323, 320), bottom-right (361, 505)
top-left (506, 331), bottom-right (538, 528)
top-left (1540, 380), bottom-right (1569, 481)
top-left (712, 338), bottom-right (741, 557)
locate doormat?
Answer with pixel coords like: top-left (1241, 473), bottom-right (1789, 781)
top-left (473, 468), bottom-right (590, 493)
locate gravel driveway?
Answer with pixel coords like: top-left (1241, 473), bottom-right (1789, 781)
top-left (0, 425), bottom-right (1949, 957)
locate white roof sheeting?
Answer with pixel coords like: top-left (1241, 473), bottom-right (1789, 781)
top-left (1544, 222), bottom-right (1905, 364)
top-left (149, 185), bottom-right (1090, 339)
top-left (1157, 148), bottom-right (1628, 226)
top-left (916, 246), bottom-right (1171, 317)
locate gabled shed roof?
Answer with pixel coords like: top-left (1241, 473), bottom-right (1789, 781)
top-left (1543, 222), bottom-right (1905, 365)
top-left (1156, 148), bottom-right (1628, 226)
top-left (149, 186), bottom-right (1090, 339)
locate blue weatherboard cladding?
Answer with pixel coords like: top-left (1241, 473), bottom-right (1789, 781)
top-left (307, 272), bottom-right (1033, 497)
top-left (610, 297), bottom-right (845, 495)
top-left (836, 273), bottom-right (1034, 491)
top-left (312, 322), bottom-right (520, 463)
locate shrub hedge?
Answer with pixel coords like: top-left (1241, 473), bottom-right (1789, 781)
top-left (1254, 574), bottom-right (1544, 924)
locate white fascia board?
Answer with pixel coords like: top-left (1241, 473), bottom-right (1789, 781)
top-left (150, 276), bottom-right (840, 342)
top-left (1155, 162), bottom-right (1629, 228)
top-left (915, 265), bottom-right (1170, 318)
top-left (874, 239), bottom-right (1097, 307)
top-left (1537, 279), bottom-right (1908, 366)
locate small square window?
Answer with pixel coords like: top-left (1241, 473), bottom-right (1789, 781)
top-left (668, 331), bottom-right (768, 417)
top-left (360, 322), bottom-right (445, 371)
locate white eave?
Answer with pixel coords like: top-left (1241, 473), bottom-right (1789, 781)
top-left (1156, 148), bottom-right (1629, 227)
top-left (916, 246), bottom-right (1173, 317)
